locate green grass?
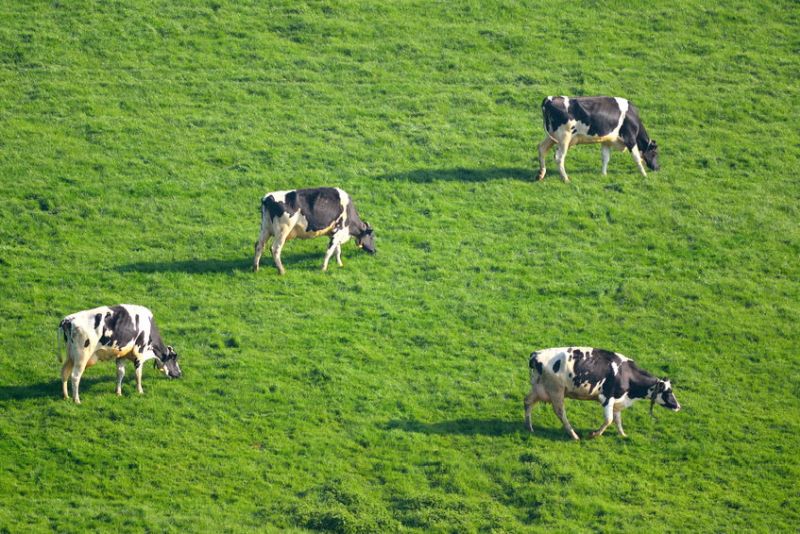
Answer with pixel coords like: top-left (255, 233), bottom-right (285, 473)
top-left (1, 0), bottom-right (799, 531)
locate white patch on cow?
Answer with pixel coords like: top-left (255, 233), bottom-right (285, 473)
top-left (611, 361), bottom-right (619, 376)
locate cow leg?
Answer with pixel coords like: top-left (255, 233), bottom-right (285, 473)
top-left (115, 359), bottom-right (126, 396)
top-left (60, 357), bottom-right (74, 400)
top-left (550, 388), bottom-right (579, 440)
top-left (271, 233), bottom-right (289, 275)
top-left (556, 139), bottom-right (571, 183)
top-left (322, 230), bottom-right (350, 271)
top-left (601, 144), bottom-right (611, 175)
top-left (536, 137), bottom-right (555, 180)
top-left (70, 355), bottom-right (92, 404)
top-left (631, 145), bottom-right (648, 177)
top-left (613, 409), bottom-right (627, 437)
top-left (134, 361), bottom-right (144, 394)
top-left (334, 244), bottom-right (343, 267)
top-left (589, 401), bottom-right (615, 438)
top-left (253, 224), bottom-right (271, 272)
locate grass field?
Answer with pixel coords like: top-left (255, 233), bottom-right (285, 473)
top-left (1, 1), bottom-right (799, 531)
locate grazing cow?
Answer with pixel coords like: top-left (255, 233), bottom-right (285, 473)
top-left (524, 347), bottom-right (680, 440)
top-left (253, 187), bottom-right (376, 274)
top-left (58, 304), bottom-right (182, 403)
top-left (536, 96), bottom-right (659, 182)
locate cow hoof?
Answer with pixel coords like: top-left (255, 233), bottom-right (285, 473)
top-left (536, 172), bottom-right (546, 181)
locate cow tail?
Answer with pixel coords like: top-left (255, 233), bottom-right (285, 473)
top-left (56, 319), bottom-right (69, 363)
top-left (528, 351), bottom-right (543, 382)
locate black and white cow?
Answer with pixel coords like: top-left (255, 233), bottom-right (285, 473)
top-left (536, 96), bottom-right (659, 182)
top-left (58, 304), bottom-right (182, 404)
top-left (253, 187), bottom-right (376, 274)
top-left (525, 347), bottom-right (680, 440)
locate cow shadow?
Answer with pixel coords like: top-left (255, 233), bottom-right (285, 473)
top-left (384, 418), bottom-right (565, 440)
top-left (375, 167), bottom-right (535, 183)
top-left (117, 253), bottom-right (326, 274)
top-left (0, 377), bottom-right (111, 402)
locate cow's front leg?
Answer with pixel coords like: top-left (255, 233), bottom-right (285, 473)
top-left (631, 146), bottom-right (648, 177)
top-left (589, 401), bottom-right (615, 438)
top-left (322, 230), bottom-right (350, 271)
top-left (556, 142), bottom-right (571, 183)
top-left (335, 244), bottom-right (343, 267)
top-left (613, 409), bottom-right (627, 437)
top-left (537, 137), bottom-right (555, 180)
top-left (115, 359), bottom-right (126, 396)
top-left (601, 144), bottom-right (611, 175)
top-left (134, 360), bottom-right (144, 394)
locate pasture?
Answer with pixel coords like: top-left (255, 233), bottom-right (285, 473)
top-left (1, 1), bottom-right (798, 531)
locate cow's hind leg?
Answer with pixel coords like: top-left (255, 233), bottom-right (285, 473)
top-left (589, 401), bottom-right (615, 438)
top-left (271, 232), bottom-right (289, 275)
top-left (70, 354), bottom-right (93, 404)
top-left (556, 141), bottom-right (571, 183)
top-left (253, 225), bottom-right (271, 272)
top-left (550, 388), bottom-right (579, 440)
top-left (537, 137), bottom-right (555, 180)
top-left (60, 357), bottom-right (74, 400)
top-left (524, 389), bottom-right (539, 432)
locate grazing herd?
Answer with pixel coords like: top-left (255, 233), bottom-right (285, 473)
top-left (55, 96), bottom-right (679, 440)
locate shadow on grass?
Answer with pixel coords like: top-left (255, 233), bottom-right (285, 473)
top-left (384, 418), bottom-right (566, 440)
top-left (376, 167), bottom-right (535, 183)
top-left (117, 253), bottom-right (326, 274)
top-left (0, 377), bottom-right (112, 402)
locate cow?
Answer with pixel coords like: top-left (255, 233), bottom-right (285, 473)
top-left (536, 96), bottom-right (659, 182)
top-left (524, 347), bottom-right (680, 440)
top-left (253, 187), bottom-right (376, 274)
top-left (58, 304), bottom-right (182, 404)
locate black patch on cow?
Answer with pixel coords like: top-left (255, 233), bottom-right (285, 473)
top-left (542, 97), bottom-right (570, 134)
top-left (93, 313), bottom-right (102, 330)
top-left (567, 97), bottom-right (622, 137)
top-left (134, 330), bottom-right (146, 350)
top-left (571, 349), bottom-right (620, 392)
top-left (101, 306), bottom-right (138, 349)
top-left (285, 188), bottom-right (344, 232)
top-left (552, 359), bottom-right (561, 373)
top-left (529, 353), bottom-right (543, 376)
top-left (83, 339), bottom-right (90, 348)
top-left (98, 329), bottom-right (112, 346)
top-left (135, 314), bottom-right (140, 331)
top-left (59, 319), bottom-right (72, 342)
top-left (134, 359), bottom-right (141, 369)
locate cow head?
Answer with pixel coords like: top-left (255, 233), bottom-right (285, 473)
top-left (649, 378), bottom-right (680, 415)
top-left (356, 226), bottom-right (376, 254)
top-left (643, 140), bottom-right (660, 171)
top-left (154, 346), bottom-right (182, 379)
